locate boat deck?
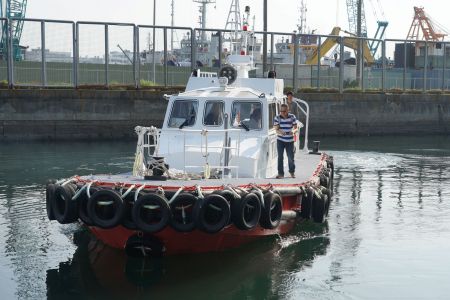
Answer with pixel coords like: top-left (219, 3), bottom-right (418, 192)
top-left (78, 152), bottom-right (325, 189)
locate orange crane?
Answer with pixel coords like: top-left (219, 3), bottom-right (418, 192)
top-left (406, 6), bottom-right (447, 41)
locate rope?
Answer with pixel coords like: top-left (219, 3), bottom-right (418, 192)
top-left (122, 184), bottom-right (136, 198)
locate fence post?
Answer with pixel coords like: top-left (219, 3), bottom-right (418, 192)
top-left (382, 40), bottom-right (386, 92)
top-left (316, 36), bottom-right (321, 89)
top-left (361, 38), bottom-right (365, 92)
top-left (218, 30), bottom-right (222, 68)
top-left (442, 42), bottom-right (446, 91)
top-left (8, 19), bottom-right (14, 88)
top-left (339, 36), bottom-right (344, 93)
top-left (104, 24), bottom-right (109, 87)
top-left (191, 29), bottom-right (196, 71)
top-left (292, 34), bottom-right (298, 92)
top-left (270, 33), bottom-right (274, 72)
top-left (403, 40), bottom-right (407, 91)
top-left (73, 22), bottom-right (78, 88)
top-left (134, 25), bottom-right (139, 89)
top-left (423, 41), bottom-right (428, 92)
top-left (163, 27), bottom-right (167, 87)
top-left (41, 21), bottom-right (47, 87)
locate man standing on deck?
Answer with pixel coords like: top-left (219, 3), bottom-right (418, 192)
top-left (274, 104), bottom-right (298, 179)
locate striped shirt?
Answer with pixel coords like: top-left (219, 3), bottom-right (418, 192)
top-left (274, 113), bottom-right (297, 142)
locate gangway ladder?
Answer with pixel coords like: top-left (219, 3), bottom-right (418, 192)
top-left (181, 128), bottom-right (241, 179)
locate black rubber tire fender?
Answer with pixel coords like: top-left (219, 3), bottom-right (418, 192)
top-left (132, 193), bottom-right (171, 233)
top-left (52, 184), bottom-right (78, 224)
top-left (169, 193), bottom-right (197, 232)
top-left (231, 192), bottom-right (261, 230)
top-left (311, 191), bottom-right (328, 223)
top-left (260, 191), bottom-right (283, 229)
top-left (121, 191), bottom-right (145, 230)
top-left (78, 186), bottom-right (99, 226)
top-left (193, 194), bottom-right (230, 234)
top-left (300, 187), bottom-right (314, 220)
top-left (45, 183), bottom-right (56, 220)
top-left (87, 189), bottom-right (125, 229)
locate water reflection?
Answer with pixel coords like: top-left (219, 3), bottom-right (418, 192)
top-left (46, 224), bottom-right (330, 300)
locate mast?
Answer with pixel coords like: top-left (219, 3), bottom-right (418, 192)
top-left (171, 0), bottom-right (174, 50)
top-left (224, 0), bottom-right (242, 54)
top-left (193, 0), bottom-right (216, 42)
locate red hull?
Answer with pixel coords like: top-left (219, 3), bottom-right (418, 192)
top-left (90, 220), bottom-right (297, 255)
top-left (89, 195), bottom-right (301, 255)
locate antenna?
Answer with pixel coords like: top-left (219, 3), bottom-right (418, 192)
top-left (224, 0), bottom-right (242, 54)
top-left (193, 0), bottom-right (216, 42)
top-left (298, 0), bottom-right (307, 34)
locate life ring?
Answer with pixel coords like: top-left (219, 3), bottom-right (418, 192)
top-left (78, 186), bottom-right (99, 226)
top-left (169, 193), bottom-right (197, 232)
top-left (231, 192), bottom-right (261, 230)
top-left (193, 193), bottom-right (230, 234)
top-left (300, 187), bottom-right (314, 219)
top-left (260, 191), bottom-right (283, 229)
top-left (45, 183), bottom-right (56, 220)
top-left (87, 189), bottom-right (125, 229)
top-left (311, 190), bottom-right (329, 223)
top-left (132, 193), bottom-right (171, 233)
top-left (52, 184), bottom-right (78, 224)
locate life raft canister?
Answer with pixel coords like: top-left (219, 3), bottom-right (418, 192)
top-left (259, 191), bottom-right (283, 229)
top-left (169, 192), bottom-right (197, 232)
top-left (132, 193), bottom-right (172, 233)
top-left (193, 193), bottom-right (230, 234)
top-left (231, 192), bottom-right (261, 230)
top-left (87, 189), bottom-right (125, 229)
top-left (52, 184), bottom-right (79, 224)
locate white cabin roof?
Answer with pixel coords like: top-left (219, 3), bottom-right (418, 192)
top-left (185, 77), bottom-right (285, 98)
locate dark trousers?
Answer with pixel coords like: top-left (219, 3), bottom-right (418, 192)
top-left (277, 140), bottom-right (295, 175)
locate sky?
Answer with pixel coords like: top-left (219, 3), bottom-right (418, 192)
top-left (25, 0), bottom-right (450, 39)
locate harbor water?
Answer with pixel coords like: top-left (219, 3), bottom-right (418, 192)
top-left (0, 136), bottom-right (449, 299)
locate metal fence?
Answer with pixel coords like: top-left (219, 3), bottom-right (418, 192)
top-left (1, 17), bottom-right (450, 93)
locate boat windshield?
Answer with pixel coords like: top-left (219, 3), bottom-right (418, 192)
top-left (168, 99), bottom-right (198, 128)
top-left (203, 101), bottom-right (224, 126)
top-left (231, 101), bottom-right (262, 130)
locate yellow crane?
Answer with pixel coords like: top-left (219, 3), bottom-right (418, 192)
top-left (305, 26), bottom-right (375, 65)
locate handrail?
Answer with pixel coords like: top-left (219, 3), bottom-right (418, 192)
top-left (293, 99), bottom-right (310, 152)
top-left (181, 128), bottom-right (241, 179)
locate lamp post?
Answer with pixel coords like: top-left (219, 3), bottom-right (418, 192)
top-left (153, 0), bottom-right (156, 83)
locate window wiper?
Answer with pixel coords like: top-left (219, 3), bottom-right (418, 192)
top-left (239, 122), bottom-right (250, 131)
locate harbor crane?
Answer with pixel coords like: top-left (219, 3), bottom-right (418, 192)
top-left (0, 0), bottom-right (27, 60)
top-left (406, 6), bottom-right (447, 41)
top-left (346, 0), bottom-right (388, 56)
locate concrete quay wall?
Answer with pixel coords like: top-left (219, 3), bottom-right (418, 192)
top-left (0, 89), bottom-right (449, 140)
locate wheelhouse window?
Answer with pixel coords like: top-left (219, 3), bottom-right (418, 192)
top-left (231, 101), bottom-right (262, 130)
top-left (168, 99), bottom-right (198, 128)
top-left (203, 101), bottom-right (224, 126)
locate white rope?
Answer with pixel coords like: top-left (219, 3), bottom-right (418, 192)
top-left (168, 186), bottom-right (184, 204)
top-left (135, 184), bottom-right (147, 202)
top-left (72, 184), bottom-right (87, 201)
top-left (122, 184), bottom-right (136, 198)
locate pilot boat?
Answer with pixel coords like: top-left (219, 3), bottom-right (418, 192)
top-left (45, 19), bottom-right (334, 256)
